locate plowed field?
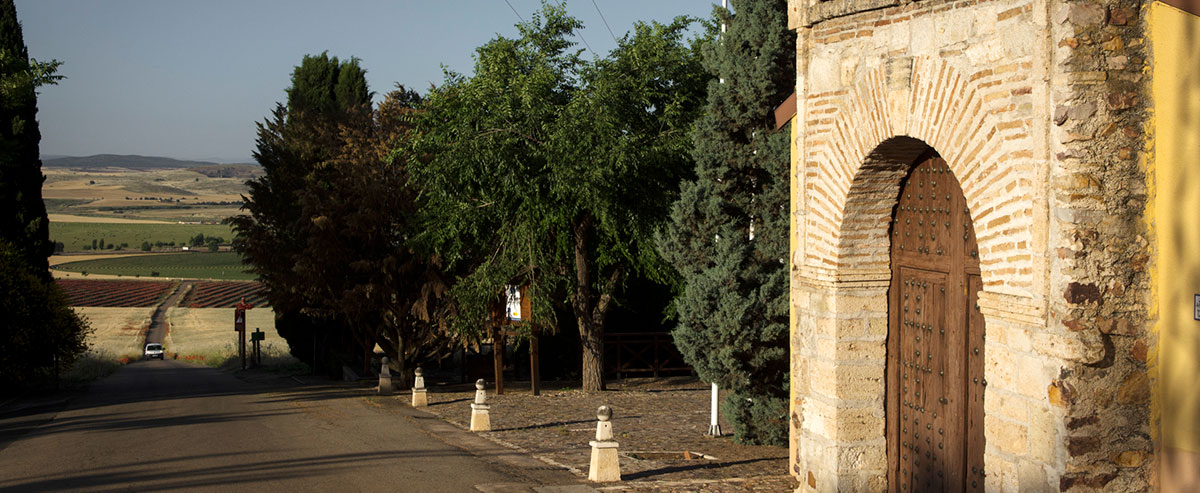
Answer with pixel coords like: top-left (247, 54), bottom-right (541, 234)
top-left (181, 281), bottom-right (269, 308)
top-left (57, 280), bottom-right (175, 307)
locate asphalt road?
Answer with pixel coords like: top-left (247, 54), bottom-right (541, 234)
top-left (0, 361), bottom-right (580, 492)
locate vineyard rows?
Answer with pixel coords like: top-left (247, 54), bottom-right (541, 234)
top-left (57, 280), bottom-right (174, 307)
top-left (181, 281), bottom-right (270, 308)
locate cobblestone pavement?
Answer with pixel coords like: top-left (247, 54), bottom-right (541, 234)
top-left (418, 377), bottom-right (798, 492)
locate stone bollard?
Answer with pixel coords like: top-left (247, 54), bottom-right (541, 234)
top-left (588, 405), bottom-right (621, 482)
top-left (469, 378), bottom-right (490, 431)
top-left (411, 367), bottom-right (428, 407)
top-left (378, 357), bottom-right (393, 395)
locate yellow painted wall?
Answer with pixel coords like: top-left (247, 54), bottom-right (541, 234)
top-left (1150, 1), bottom-right (1200, 453)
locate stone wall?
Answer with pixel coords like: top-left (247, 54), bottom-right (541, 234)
top-left (786, 0), bottom-right (1154, 490)
top-left (1048, 0), bottom-right (1153, 489)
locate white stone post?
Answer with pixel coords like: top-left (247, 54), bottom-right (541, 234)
top-left (412, 367), bottom-right (428, 407)
top-left (378, 357), bottom-right (393, 395)
top-left (588, 405), bottom-right (621, 482)
top-left (707, 382), bottom-right (722, 436)
top-left (469, 378), bottom-right (490, 431)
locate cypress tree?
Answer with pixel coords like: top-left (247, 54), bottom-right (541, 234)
top-left (0, 1), bottom-right (85, 388)
top-left (229, 53), bottom-right (372, 375)
top-left (658, 0), bottom-right (795, 445)
top-left (0, 0), bottom-right (59, 277)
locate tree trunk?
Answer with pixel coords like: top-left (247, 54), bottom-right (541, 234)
top-left (579, 316), bottom-right (604, 391)
top-left (571, 215), bottom-right (606, 391)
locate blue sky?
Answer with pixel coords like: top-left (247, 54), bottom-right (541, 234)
top-left (15, 1), bottom-right (719, 163)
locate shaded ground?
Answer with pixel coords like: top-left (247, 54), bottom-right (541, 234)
top-left (0, 361), bottom-right (573, 492)
top-left (414, 376), bottom-right (799, 491)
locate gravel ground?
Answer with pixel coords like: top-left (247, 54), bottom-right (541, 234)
top-left (418, 376), bottom-right (798, 492)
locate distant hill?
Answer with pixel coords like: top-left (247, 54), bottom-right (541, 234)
top-left (43, 154), bottom-right (256, 170)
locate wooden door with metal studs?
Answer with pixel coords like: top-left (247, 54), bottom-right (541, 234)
top-left (887, 154), bottom-right (986, 492)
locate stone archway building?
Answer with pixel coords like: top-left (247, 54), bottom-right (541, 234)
top-left (783, 0), bottom-right (1199, 490)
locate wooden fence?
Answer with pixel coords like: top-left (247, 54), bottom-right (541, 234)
top-left (603, 332), bottom-right (692, 379)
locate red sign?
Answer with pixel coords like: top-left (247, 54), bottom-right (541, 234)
top-left (234, 297), bottom-right (255, 332)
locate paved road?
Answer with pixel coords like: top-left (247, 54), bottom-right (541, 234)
top-left (0, 361), bottom-right (580, 492)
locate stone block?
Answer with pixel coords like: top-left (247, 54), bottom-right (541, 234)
top-left (588, 441), bottom-right (621, 482)
top-left (838, 441), bottom-right (886, 471)
top-left (1068, 2), bottom-right (1107, 25)
top-left (378, 357), bottom-right (393, 395)
top-left (1018, 460), bottom-right (1053, 492)
top-left (987, 343), bottom-right (1019, 391)
top-left (1029, 405), bottom-right (1058, 463)
top-left (834, 406), bottom-right (884, 443)
top-left (1017, 354), bottom-right (1050, 399)
top-left (1006, 325), bottom-right (1033, 352)
top-left (834, 292), bottom-right (880, 313)
top-left (986, 390), bottom-right (1031, 422)
top-left (984, 452), bottom-right (1017, 492)
top-left (987, 414), bottom-right (1029, 456)
top-left (470, 404), bottom-right (491, 431)
top-left (809, 50), bottom-right (842, 94)
top-left (836, 340), bottom-right (886, 363)
top-left (803, 397), bottom-right (837, 440)
top-left (834, 364), bottom-right (885, 400)
top-left (1032, 330), bottom-right (1104, 363)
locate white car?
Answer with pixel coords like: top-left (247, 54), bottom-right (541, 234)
top-left (144, 343), bottom-right (164, 360)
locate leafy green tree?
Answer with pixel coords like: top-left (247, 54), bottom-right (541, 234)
top-left (406, 5), bottom-right (708, 391)
top-left (0, 0), bottom-right (61, 278)
top-left (229, 53), bottom-right (372, 376)
top-left (657, 0), bottom-right (794, 445)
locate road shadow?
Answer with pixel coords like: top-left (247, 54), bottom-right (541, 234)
top-left (0, 449), bottom-right (476, 491)
top-left (620, 456), bottom-right (785, 481)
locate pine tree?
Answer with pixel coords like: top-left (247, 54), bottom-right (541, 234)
top-left (657, 0), bottom-right (795, 445)
top-left (0, 0), bottom-right (61, 278)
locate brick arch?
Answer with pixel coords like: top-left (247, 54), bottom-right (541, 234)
top-left (803, 57), bottom-right (1035, 295)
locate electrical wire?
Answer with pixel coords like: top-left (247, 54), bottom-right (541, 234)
top-left (502, 0), bottom-right (525, 23)
top-left (590, 0), bottom-right (619, 44)
top-left (558, 1), bottom-right (596, 57)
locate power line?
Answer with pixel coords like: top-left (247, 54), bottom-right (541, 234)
top-left (557, 1), bottom-right (597, 57)
top-left (590, 0), bottom-right (619, 44)
top-left (503, 0), bottom-right (525, 23)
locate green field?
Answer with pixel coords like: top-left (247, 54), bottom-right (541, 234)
top-left (54, 252), bottom-right (254, 280)
top-left (50, 221), bottom-right (234, 251)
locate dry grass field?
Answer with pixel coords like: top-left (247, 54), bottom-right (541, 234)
top-left (73, 307), bottom-right (154, 362)
top-left (165, 307), bottom-right (292, 368)
top-left (42, 167), bottom-right (247, 223)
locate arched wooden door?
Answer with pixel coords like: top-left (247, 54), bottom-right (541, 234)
top-left (887, 155), bottom-right (986, 492)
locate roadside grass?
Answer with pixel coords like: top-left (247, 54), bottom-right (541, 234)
top-left (53, 252), bottom-right (253, 280)
top-left (61, 307), bottom-right (154, 383)
top-left (165, 307), bottom-right (300, 371)
top-left (49, 221), bottom-right (234, 252)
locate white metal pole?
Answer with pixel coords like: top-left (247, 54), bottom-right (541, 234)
top-left (708, 382), bottom-right (722, 436)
